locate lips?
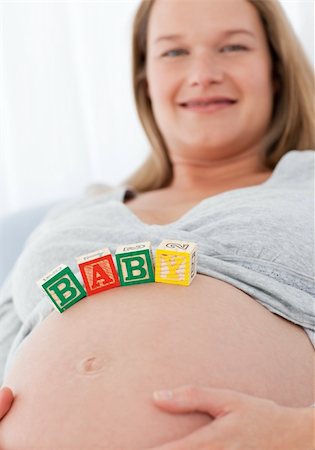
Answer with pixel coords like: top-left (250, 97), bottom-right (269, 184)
top-left (179, 97), bottom-right (237, 107)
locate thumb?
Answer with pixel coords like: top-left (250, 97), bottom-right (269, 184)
top-left (152, 385), bottom-right (247, 418)
top-left (0, 386), bottom-right (14, 420)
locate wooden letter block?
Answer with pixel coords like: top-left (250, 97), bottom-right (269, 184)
top-left (37, 264), bottom-right (86, 313)
top-left (115, 241), bottom-right (155, 286)
top-left (76, 248), bottom-right (120, 295)
top-left (155, 239), bottom-right (197, 286)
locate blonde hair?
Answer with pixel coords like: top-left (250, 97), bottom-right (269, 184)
top-left (124, 0), bottom-right (314, 192)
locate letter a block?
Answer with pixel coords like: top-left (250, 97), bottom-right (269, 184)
top-left (115, 241), bottom-right (155, 286)
top-left (76, 248), bottom-right (120, 295)
top-left (37, 264), bottom-right (86, 313)
top-left (155, 239), bottom-right (197, 286)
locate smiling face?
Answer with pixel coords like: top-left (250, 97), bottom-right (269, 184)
top-left (146, 0), bottom-right (275, 164)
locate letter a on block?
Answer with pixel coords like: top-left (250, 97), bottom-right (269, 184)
top-left (76, 248), bottom-right (120, 295)
top-left (37, 264), bottom-right (86, 313)
top-left (115, 241), bottom-right (155, 286)
top-left (155, 239), bottom-right (198, 286)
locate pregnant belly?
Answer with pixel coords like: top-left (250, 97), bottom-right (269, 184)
top-left (0, 275), bottom-right (314, 449)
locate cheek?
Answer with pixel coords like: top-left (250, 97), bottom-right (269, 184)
top-left (253, 75), bottom-right (274, 117)
top-left (147, 64), bottom-right (178, 104)
top-left (239, 59), bottom-right (273, 99)
top-left (253, 75), bottom-right (273, 98)
top-left (234, 69), bottom-right (273, 124)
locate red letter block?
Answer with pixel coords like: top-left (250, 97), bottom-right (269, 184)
top-left (76, 248), bottom-right (120, 296)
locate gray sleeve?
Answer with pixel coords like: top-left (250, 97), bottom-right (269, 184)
top-left (0, 272), bottom-right (23, 385)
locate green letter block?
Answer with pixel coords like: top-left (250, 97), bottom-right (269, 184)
top-left (38, 264), bottom-right (86, 313)
top-left (115, 242), bottom-right (155, 286)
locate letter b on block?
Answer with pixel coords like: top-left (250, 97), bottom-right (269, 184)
top-left (115, 241), bottom-right (155, 286)
top-left (38, 264), bottom-right (86, 313)
top-left (123, 255), bottom-right (147, 281)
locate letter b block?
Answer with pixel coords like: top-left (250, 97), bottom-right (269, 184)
top-left (115, 241), bottom-right (155, 286)
top-left (155, 239), bottom-right (197, 286)
top-left (37, 264), bottom-right (86, 313)
top-left (76, 248), bottom-right (120, 295)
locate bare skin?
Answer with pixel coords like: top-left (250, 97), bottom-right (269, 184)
top-left (125, 170), bottom-right (272, 225)
top-left (147, 386), bottom-right (315, 450)
top-left (0, 0), bottom-right (313, 448)
top-left (145, 0), bottom-right (275, 189)
top-left (0, 389), bottom-right (13, 422)
top-left (0, 275), bottom-right (313, 449)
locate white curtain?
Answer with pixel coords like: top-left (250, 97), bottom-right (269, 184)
top-left (0, 0), bottom-right (313, 218)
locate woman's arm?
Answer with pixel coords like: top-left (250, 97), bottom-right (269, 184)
top-left (147, 385), bottom-right (315, 450)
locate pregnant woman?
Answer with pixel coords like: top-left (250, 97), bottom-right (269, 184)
top-left (0, 0), bottom-right (314, 449)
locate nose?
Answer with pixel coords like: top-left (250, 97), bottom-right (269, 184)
top-left (187, 54), bottom-right (224, 87)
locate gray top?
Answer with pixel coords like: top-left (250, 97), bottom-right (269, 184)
top-left (0, 150), bottom-right (314, 386)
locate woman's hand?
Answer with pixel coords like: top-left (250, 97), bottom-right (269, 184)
top-left (0, 387), bottom-right (14, 420)
top-left (146, 385), bottom-right (315, 450)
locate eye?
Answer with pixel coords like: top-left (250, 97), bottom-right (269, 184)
top-left (220, 44), bottom-right (248, 53)
top-left (161, 48), bottom-right (187, 58)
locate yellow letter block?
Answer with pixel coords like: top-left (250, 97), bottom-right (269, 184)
top-left (155, 239), bottom-right (197, 286)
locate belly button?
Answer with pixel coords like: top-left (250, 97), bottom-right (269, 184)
top-left (76, 356), bottom-right (107, 376)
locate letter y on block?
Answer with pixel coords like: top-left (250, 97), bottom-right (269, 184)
top-left (155, 239), bottom-right (197, 286)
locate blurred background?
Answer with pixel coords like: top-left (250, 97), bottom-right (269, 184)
top-left (0, 0), bottom-right (314, 218)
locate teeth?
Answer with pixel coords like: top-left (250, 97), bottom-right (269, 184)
top-left (187, 100), bottom-right (230, 107)
top-left (191, 102), bottom-right (211, 106)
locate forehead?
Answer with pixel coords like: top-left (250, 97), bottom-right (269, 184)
top-left (148, 0), bottom-right (264, 44)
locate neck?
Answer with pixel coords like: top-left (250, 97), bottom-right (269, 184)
top-left (167, 148), bottom-right (270, 194)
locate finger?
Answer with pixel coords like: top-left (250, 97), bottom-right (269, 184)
top-left (0, 386), bottom-right (14, 419)
top-left (153, 385), bottom-right (248, 417)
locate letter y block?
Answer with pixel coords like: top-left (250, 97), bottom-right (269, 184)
top-left (155, 239), bottom-right (197, 286)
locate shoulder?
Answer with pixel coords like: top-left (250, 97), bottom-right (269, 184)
top-left (17, 184), bottom-right (132, 252)
top-left (43, 184), bottom-right (131, 223)
top-left (277, 149), bottom-right (314, 167)
top-left (271, 150), bottom-right (314, 183)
